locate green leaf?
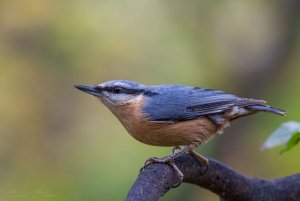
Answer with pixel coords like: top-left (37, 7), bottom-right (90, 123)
top-left (280, 132), bottom-right (300, 154)
top-left (261, 121), bottom-right (300, 153)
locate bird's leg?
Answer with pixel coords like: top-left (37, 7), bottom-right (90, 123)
top-left (162, 144), bottom-right (209, 174)
top-left (143, 146), bottom-right (189, 168)
top-left (141, 146), bottom-right (190, 187)
top-left (188, 149), bottom-right (209, 165)
top-left (141, 144), bottom-right (209, 187)
top-left (187, 145), bottom-right (209, 174)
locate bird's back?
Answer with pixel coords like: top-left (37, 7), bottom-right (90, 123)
top-left (142, 85), bottom-right (284, 124)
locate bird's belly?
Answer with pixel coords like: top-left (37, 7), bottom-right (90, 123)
top-left (123, 117), bottom-right (220, 146)
top-left (109, 99), bottom-right (221, 146)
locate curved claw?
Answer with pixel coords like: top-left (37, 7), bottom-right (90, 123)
top-left (140, 156), bottom-right (184, 188)
top-left (140, 157), bottom-right (160, 172)
top-left (172, 146), bottom-right (182, 154)
top-left (199, 163), bottom-right (209, 175)
top-left (144, 157), bottom-right (160, 167)
top-left (187, 149), bottom-right (209, 175)
top-left (172, 146), bottom-right (182, 153)
top-left (168, 160), bottom-right (183, 188)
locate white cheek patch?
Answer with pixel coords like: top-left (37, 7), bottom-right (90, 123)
top-left (126, 94), bottom-right (143, 104)
top-left (103, 94), bottom-right (143, 106)
top-left (99, 95), bottom-right (114, 106)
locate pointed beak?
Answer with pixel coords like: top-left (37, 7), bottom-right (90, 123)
top-left (74, 84), bottom-right (101, 96)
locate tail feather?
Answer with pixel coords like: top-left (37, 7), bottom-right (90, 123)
top-left (245, 105), bottom-right (286, 116)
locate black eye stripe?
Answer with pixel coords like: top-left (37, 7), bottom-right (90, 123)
top-left (103, 86), bottom-right (144, 94)
top-left (94, 86), bottom-right (103, 92)
top-left (104, 86), bottom-right (124, 93)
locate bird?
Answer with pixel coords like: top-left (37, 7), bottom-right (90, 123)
top-left (74, 80), bottom-right (285, 185)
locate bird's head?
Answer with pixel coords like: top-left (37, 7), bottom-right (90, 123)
top-left (75, 80), bottom-right (147, 106)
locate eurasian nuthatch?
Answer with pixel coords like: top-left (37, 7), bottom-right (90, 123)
top-left (75, 80), bottom-right (285, 184)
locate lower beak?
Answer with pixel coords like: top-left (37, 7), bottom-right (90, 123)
top-left (74, 85), bottom-right (101, 96)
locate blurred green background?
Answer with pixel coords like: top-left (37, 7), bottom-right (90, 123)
top-left (0, 0), bottom-right (299, 200)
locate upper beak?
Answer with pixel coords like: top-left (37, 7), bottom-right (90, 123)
top-left (74, 84), bottom-right (101, 96)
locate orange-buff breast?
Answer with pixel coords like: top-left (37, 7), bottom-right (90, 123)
top-left (107, 96), bottom-right (219, 146)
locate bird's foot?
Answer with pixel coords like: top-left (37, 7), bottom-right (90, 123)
top-left (139, 145), bottom-right (209, 187)
top-left (172, 146), bottom-right (182, 153)
top-left (141, 156), bottom-right (184, 188)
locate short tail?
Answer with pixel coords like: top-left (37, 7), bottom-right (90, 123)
top-left (245, 105), bottom-right (286, 116)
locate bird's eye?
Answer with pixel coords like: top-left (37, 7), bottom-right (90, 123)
top-left (112, 87), bottom-right (122, 94)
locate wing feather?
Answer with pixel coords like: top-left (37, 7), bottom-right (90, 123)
top-left (142, 86), bottom-right (264, 122)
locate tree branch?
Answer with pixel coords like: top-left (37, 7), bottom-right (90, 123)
top-left (126, 153), bottom-right (300, 201)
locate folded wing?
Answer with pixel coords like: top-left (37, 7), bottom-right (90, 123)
top-left (142, 86), bottom-right (267, 124)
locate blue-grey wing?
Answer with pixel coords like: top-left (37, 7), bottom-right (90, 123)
top-left (142, 86), bottom-right (262, 123)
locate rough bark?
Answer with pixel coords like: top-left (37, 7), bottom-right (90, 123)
top-left (126, 154), bottom-right (300, 201)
